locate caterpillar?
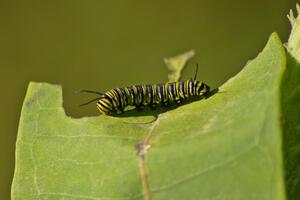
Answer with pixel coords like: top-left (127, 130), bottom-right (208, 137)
top-left (80, 65), bottom-right (210, 115)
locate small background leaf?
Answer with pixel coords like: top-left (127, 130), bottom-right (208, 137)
top-left (287, 4), bottom-right (300, 63)
top-left (12, 33), bottom-right (286, 199)
top-left (164, 50), bottom-right (195, 82)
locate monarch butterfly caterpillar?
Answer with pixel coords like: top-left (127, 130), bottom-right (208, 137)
top-left (80, 65), bottom-right (210, 115)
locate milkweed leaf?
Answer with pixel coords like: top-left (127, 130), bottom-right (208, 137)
top-left (11, 33), bottom-right (288, 200)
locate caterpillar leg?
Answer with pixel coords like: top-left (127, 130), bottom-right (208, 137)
top-left (162, 101), bottom-right (170, 107)
top-left (136, 105), bottom-right (145, 111)
top-left (115, 106), bottom-right (124, 114)
top-left (175, 98), bottom-right (184, 105)
top-left (150, 103), bottom-right (157, 110)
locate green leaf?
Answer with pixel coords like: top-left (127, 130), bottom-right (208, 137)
top-left (12, 33), bottom-right (286, 200)
top-left (164, 50), bottom-right (195, 82)
top-left (283, 6), bottom-right (300, 200)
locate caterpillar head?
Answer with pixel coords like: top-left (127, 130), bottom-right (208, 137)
top-left (97, 96), bottom-right (114, 115)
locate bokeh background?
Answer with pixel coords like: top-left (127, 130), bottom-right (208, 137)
top-left (0, 0), bottom-right (296, 199)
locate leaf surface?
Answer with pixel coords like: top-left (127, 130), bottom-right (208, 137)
top-left (12, 33), bottom-right (286, 200)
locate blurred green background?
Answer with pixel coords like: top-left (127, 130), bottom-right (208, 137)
top-left (0, 0), bottom-right (295, 199)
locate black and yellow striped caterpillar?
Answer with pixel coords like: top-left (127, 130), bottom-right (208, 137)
top-left (80, 65), bottom-right (210, 115)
